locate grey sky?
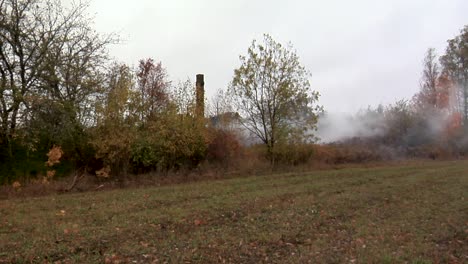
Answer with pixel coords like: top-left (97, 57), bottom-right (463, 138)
top-left (88, 0), bottom-right (467, 113)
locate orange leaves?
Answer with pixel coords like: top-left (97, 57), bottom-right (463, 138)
top-left (43, 145), bottom-right (63, 184)
top-left (435, 73), bottom-right (455, 110)
top-left (45, 146), bottom-right (63, 167)
top-left (136, 58), bottom-right (170, 117)
top-left (12, 181), bottom-right (21, 190)
top-left (445, 112), bottom-right (462, 137)
top-left (41, 170), bottom-right (56, 185)
top-left (96, 166), bottom-right (111, 178)
top-left (46, 170), bottom-right (56, 179)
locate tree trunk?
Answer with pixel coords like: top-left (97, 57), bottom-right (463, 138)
top-left (267, 142), bottom-right (276, 167)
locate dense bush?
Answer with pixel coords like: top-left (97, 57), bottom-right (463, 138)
top-left (272, 143), bottom-right (315, 166)
top-left (131, 115), bottom-right (207, 172)
top-left (206, 128), bottom-right (242, 167)
top-left (312, 144), bottom-right (382, 165)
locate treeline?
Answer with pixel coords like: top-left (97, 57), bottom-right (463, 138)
top-left (322, 26), bottom-right (468, 161)
top-left (0, 1), bottom-right (221, 183)
top-left (1, 0), bottom-right (467, 185)
top-left (0, 0), bottom-right (323, 185)
top-left (0, 1), bottom-right (301, 184)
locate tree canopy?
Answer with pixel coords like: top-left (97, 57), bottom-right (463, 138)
top-left (229, 34), bottom-right (321, 163)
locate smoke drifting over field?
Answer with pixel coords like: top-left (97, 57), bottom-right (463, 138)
top-left (315, 107), bottom-right (459, 146)
top-left (316, 111), bottom-right (385, 143)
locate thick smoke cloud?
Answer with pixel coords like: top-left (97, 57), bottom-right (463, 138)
top-left (316, 111), bottom-right (385, 143)
top-left (316, 106), bottom-right (457, 147)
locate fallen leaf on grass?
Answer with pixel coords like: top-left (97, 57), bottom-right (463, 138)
top-left (56, 210), bottom-right (66, 216)
top-left (105, 254), bottom-right (124, 264)
top-left (194, 219), bottom-right (204, 226)
top-left (140, 241), bottom-right (149, 248)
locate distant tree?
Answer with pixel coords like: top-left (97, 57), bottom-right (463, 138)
top-left (435, 72), bottom-right (464, 144)
top-left (229, 34), bottom-right (321, 164)
top-left (414, 48), bottom-right (440, 110)
top-left (130, 78), bottom-right (207, 172)
top-left (209, 88), bottom-right (232, 117)
top-left (383, 100), bottom-right (417, 146)
top-left (208, 88), bottom-right (239, 131)
top-left (92, 63), bottom-right (136, 176)
top-left (440, 25), bottom-right (468, 123)
top-left (435, 72), bottom-right (456, 111)
top-left (411, 47), bottom-right (465, 149)
top-left (136, 58), bottom-right (171, 122)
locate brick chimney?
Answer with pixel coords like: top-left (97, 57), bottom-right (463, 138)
top-left (195, 74), bottom-right (205, 118)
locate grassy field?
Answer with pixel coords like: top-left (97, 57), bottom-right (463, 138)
top-left (0, 161), bottom-right (467, 263)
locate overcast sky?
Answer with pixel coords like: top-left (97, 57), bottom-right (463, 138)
top-left (88, 0), bottom-right (467, 113)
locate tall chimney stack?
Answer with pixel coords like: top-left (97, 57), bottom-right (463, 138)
top-left (195, 74), bottom-right (205, 118)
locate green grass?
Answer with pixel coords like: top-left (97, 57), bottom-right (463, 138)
top-left (1, 160), bottom-right (467, 263)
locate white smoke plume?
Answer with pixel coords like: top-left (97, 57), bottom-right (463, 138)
top-left (315, 111), bottom-right (386, 143)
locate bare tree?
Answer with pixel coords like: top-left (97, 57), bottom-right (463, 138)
top-left (440, 25), bottom-right (468, 123)
top-left (414, 48), bottom-right (439, 109)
